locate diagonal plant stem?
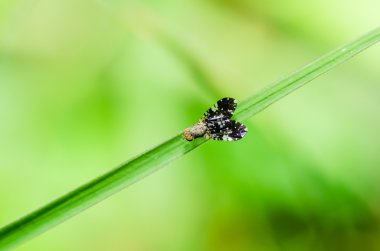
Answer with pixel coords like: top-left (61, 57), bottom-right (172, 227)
top-left (234, 27), bottom-right (380, 121)
top-left (0, 27), bottom-right (379, 250)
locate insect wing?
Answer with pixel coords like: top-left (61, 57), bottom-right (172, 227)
top-left (203, 97), bottom-right (237, 120)
top-left (208, 119), bottom-right (248, 141)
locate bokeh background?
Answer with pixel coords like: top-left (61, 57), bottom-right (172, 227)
top-left (1, 0), bottom-right (380, 250)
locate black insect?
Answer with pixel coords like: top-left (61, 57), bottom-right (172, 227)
top-left (183, 97), bottom-right (248, 141)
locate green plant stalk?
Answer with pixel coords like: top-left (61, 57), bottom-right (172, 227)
top-left (0, 27), bottom-right (379, 250)
top-left (235, 27), bottom-right (380, 121)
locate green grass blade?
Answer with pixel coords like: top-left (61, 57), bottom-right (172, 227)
top-left (0, 27), bottom-right (379, 250)
top-left (235, 27), bottom-right (380, 121)
top-left (0, 135), bottom-right (207, 250)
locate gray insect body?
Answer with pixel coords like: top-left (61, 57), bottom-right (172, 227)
top-left (183, 120), bottom-right (210, 141)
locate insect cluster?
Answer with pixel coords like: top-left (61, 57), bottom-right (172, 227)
top-left (183, 97), bottom-right (247, 141)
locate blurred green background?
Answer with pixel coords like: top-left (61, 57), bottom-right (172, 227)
top-left (1, 0), bottom-right (380, 250)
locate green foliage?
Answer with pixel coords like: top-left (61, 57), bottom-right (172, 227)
top-left (0, 27), bottom-right (379, 251)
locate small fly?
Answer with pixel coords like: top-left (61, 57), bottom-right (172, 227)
top-left (183, 97), bottom-right (248, 141)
